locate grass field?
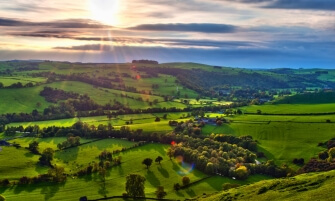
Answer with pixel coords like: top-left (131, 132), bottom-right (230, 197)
top-left (0, 87), bottom-right (50, 114)
top-left (0, 76), bottom-right (46, 87)
top-left (0, 146), bottom-right (48, 180)
top-left (7, 112), bottom-right (182, 133)
top-left (54, 138), bottom-right (136, 173)
top-left (0, 143), bottom-right (269, 200)
top-left (8, 137), bottom-right (94, 152)
top-left (240, 103), bottom-right (335, 114)
top-left (201, 115), bottom-right (335, 168)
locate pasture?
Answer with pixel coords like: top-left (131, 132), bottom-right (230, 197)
top-left (0, 142), bottom-right (270, 200)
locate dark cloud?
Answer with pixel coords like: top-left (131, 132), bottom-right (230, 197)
top-left (265, 0), bottom-right (335, 10)
top-left (128, 23), bottom-right (237, 33)
top-left (0, 17), bottom-right (111, 29)
top-left (221, 0), bottom-right (335, 10)
top-left (54, 44), bottom-right (114, 51)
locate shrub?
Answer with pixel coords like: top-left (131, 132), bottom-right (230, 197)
top-left (182, 176), bottom-right (190, 186)
top-left (173, 183), bottom-right (181, 191)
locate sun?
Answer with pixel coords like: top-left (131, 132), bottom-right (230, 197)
top-left (89, 0), bottom-right (120, 26)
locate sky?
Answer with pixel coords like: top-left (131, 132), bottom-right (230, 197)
top-left (0, 0), bottom-right (334, 68)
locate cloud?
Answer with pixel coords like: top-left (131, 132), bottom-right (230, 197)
top-left (0, 17), bottom-right (111, 29)
top-left (128, 23), bottom-right (237, 33)
top-left (217, 0), bottom-right (335, 10)
top-left (265, 0), bottom-right (335, 10)
top-left (2, 44), bottom-right (334, 68)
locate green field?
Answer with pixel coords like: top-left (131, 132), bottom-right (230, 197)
top-left (0, 87), bottom-right (51, 114)
top-left (240, 103), bottom-right (335, 114)
top-left (0, 76), bottom-right (46, 87)
top-left (8, 137), bottom-right (94, 152)
top-left (0, 142), bottom-right (270, 200)
top-left (201, 114), bottom-right (335, 168)
top-left (0, 147), bottom-right (48, 180)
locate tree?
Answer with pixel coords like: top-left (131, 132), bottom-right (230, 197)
top-left (182, 176), bottom-right (190, 186)
top-left (28, 141), bottom-right (39, 154)
top-left (328, 147), bottom-right (335, 162)
top-left (155, 156), bottom-right (163, 165)
top-left (167, 148), bottom-right (174, 160)
top-left (142, 158), bottom-right (153, 169)
top-left (48, 165), bottom-right (66, 182)
top-left (39, 148), bottom-right (54, 166)
top-left (173, 183), bottom-right (181, 191)
top-left (125, 174), bottom-right (146, 197)
top-left (234, 165), bottom-right (249, 180)
top-left (107, 111), bottom-right (112, 121)
top-left (155, 186), bottom-right (167, 199)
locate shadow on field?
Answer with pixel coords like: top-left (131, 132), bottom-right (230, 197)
top-left (41, 183), bottom-right (62, 200)
top-left (157, 166), bottom-right (169, 178)
top-left (24, 152), bottom-right (34, 158)
top-left (185, 188), bottom-right (196, 197)
top-left (146, 170), bottom-right (160, 186)
top-left (117, 165), bottom-right (124, 176)
top-left (98, 182), bottom-right (109, 197)
top-left (55, 147), bottom-right (79, 162)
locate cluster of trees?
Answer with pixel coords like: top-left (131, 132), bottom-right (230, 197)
top-left (17, 165), bottom-right (66, 185)
top-left (132, 60), bottom-right (158, 64)
top-left (0, 82), bottom-right (35, 89)
top-left (298, 137), bottom-right (335, 173)
top-left (57, 136), bottom-right (81, 150)
top-left (40, 87), bottom-right (79, 103)
top-left (141, 156), bottom-right (163, 169)
top-left (168, 137), bottom-right (257, 177)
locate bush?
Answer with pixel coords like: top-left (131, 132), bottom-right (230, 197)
top-left (182, 176), bottom-right (190, 186)
top-left (173, 183), bottom-right (181, 191)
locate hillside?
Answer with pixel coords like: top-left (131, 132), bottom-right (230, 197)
top-left (196, 170), bottom-right (335, 201)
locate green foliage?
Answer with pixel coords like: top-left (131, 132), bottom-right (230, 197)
top-left (182, 176), bottom-right (190, 186)
top-left (39, 148), bottom-right (54, 166)
top-left (328, 147), bottom-right (335, 162)
top-left (155, 156), bottom-right (163, 164)
top-left (47, 165), bottom-right (66, 183)
top-left (0, 194), bottom-right (5, 201)
top-left (155, 186), bottom-right (167, 199)
top-left (125, 174), bottom-right (146, 197)
top-left (28, 141), bottom-right (39, 154)
top-left (142, 158), bottom-right (153, 169)
top-left (235, 166), bottom-right (249, 180)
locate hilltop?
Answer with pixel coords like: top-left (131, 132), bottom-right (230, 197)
top-left (196, 170), bottom-right (335, 201)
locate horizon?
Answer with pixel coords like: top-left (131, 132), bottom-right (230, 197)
top-left (0, 0), bottom-right (334, 68)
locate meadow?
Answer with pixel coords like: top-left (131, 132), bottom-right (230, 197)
top-left (0, 142), bottom-right (269, 200)
top-left (202, 113), bottom-right (335, 168)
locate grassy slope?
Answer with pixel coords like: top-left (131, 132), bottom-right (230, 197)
top-left (197, 170), bottom-right (335, 201)
top-left (0, 142), bottom-right (268, 201)
top-left (0, 147), bottom-right (48, 179)
top-left (240, 103), bottom-right (335, 114)
top-left (0, 76), bottom-right (46, 87)
top-left (202, 114), bottom-right (335, 168)
top-left (0, 87), bottom-right (50, 114)
top-left (8, 137), bottom-right (93, 152)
